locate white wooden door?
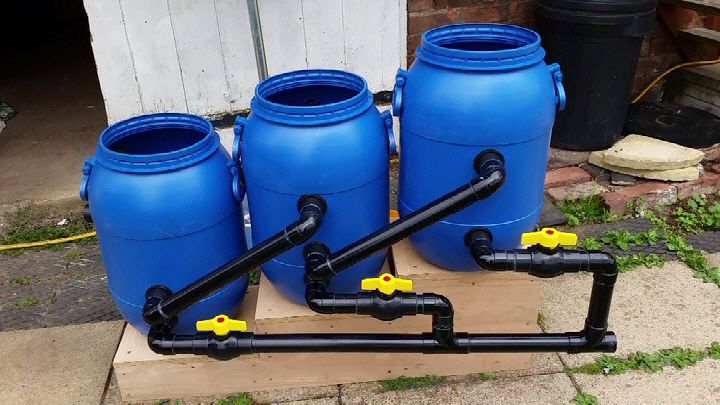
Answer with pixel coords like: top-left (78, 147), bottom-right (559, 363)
top-left (84, 0), bottom-right (407, 124)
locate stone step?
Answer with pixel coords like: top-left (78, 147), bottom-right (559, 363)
top-left (678, 27), bottom-right (720, 46)
top-left (660, 0), bottom-right (720, 14)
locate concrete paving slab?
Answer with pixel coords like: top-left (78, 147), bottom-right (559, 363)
top-left (589, 150), bottom-right (700, 181)
top-left (341, 372), bottom-right (577, 405)
top-left (574, 359), bottom-right (720, 405)
top-left (0, 320), bottom-right (124, 405)
top-left (604, 134), bottom-right (705, 170)
top-left (541, 261), bottom-right (720, 368)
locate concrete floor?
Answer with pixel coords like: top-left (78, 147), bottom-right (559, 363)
top-left (0, 26), bottom-right (107, 206)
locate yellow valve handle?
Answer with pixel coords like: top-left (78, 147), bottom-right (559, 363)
top-left (361, 273), bottom-right (413, 295)
top-left (196, 314), bottom-right (247, 336)
top-left (521, 228), bottom-right (577, 248)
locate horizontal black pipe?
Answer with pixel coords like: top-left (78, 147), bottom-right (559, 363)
top-left (147, 331), bottom-right (617, 360)
top-left (306, 153), bottom-right (505, 282)
top-left (142, 195), bottom-right (326, 326)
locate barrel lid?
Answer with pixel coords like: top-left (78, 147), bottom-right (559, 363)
top-left (538, 0), bottom-right (656, 14)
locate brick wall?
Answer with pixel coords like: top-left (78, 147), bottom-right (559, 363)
top-left (407, 0), bottom-right (682, 99)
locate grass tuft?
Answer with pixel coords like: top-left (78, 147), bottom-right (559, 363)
top-left (379, 375), bottom-right (447, 391)
top-left (216, 393), bottom-right (253, 405)
top-left (558, 195), bottom-right (617, 227)
top-left (13, 298), bottom-right (39, 308)
top-left (573, 392), bottom-right (598, 405)
top-left (10, 276), bottom-right (31, 286)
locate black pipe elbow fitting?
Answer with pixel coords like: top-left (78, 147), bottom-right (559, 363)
top-left (286, 195), bottom-right (327, 245)
top-left (474, 150), bottom-right (505, 177)
top-left (142, 285), bottom-right (174, 326)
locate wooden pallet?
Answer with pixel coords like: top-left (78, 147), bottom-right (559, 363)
top-left (113, 239), bottom-right (542, 402)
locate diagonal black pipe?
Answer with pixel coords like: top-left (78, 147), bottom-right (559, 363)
top-left (142, 195), bottom-right (326, 326)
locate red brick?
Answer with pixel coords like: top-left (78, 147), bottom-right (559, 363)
top-left (448, 5), bottom-right (503, 23)
top-left (409, 0), bottom-right (435, 13)
top-left (508, 0), bottom-right (534, 23)
top-left (408, 11), bottom-right (451, 36)
top-left (676, 172), bottom-right (720, 199)
top-left (601, 182), bottom-right (678, 213)
top-left (709, 163), bottom-right (720, 174)
top-left (544, 167), bottom-right (592, 189)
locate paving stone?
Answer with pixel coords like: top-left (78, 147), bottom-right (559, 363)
top-left (546, 181), bottom-right (608, 202)
top-left (579, 163), bottom-right (611, 181)
top-left (541, 261), bottom-right (720, 368)
top-left (604, 134), bottom-right (705, 170)
top-left (547, 148), bottom-right (591, 170)
top-left (574, 360), bottom-right (720, 405)
top-left (601, 182), bottom-right (678, 213)
top-left (341, 372), bottom-right (576, 405)
top-left (589, 150), bottom-right (700, 181)
top-left (0, 321), bottom-right (124, 405)
top-left (544, 166), bottom-right (592, 189)
top-left (702, 142), bottom-right (720, 162)
top-left (610, 171), bottom-right (636, 186)
top-left (538, 197), bottom-right (567, 227)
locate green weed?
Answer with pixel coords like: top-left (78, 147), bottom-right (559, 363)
top-left (559, 195), bottom-right (616, 226)
top-left (572, 392), bottom-right (598, 405)
top-left (567, 344), bottom-right (719, 376)
top-left (217, 393), bottom-right (253, 405)
top-left (13, 298), bottom-right (39, 308)
top-left (674, 195), bottom-right (720, 233)
top-left (537, 312), bottom-right (547, 330)
top-left (63, 250), bottom-right (87, 261)
top-left (379, 375), bottom-right (447, 391)
top-left (600, 230), bottom-right (657, 251)
top-left (475, 372), bottom-right (497, 381)
top-left (616, 254), bottom-right (666, 273)
top-left (578, 236), bottom-right (603, 250)
top-left (10, 276), bottom-right (31, 286)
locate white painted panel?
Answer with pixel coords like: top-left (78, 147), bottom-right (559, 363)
top-left (381, 0), bottom-right (405, 88)
top-left (214, 0), bottom-right (259, 110)
top-left (302, 0), bottom-right (346, 70)
top-left (168, 0), bottom-right (232, 116)
top-left (120, 0), bottom-right (187, 113)
top-left (83, 0), bottom-right (142, 123)
top-left (259, 0), bottom-right (308, 75)
top-left (342, 0), bottom-right (384, 91)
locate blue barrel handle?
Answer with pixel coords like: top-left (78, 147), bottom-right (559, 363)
top-left (233, 116), bottom-right (247, 162)
top-left (549, 63), bottom-right (566, 112)
top-left (79, 156), bottom-right (95, 201)
top-left (381, 110), bottom-right (398, 156)
top-left (227, 161), bottom-right (244, 202)
top-left (392, 69), bottom-right (408, 117)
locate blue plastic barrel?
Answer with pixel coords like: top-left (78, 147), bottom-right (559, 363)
top-left (81, 113), bottom-right (249, 333)
top-left (394, 24), bottom-right (565, 270)
top-left (238, 69), bottom-right (395, 303)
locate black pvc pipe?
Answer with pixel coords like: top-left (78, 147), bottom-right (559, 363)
top-left (142, 195), bottom-right (326, 326)
top-left (466, 229), bottom-right (618, 349)
top-left (305, 157), bottom-right (505, 282)
top-left (147, 330), bottom-right (617, 360)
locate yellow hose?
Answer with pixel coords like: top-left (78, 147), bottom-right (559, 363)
top-left (0, 231), bottom-right (97, 251)
top-left (631, 57), bottom-right (720, 104)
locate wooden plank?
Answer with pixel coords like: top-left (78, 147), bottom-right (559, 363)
top-left (83, 0), bottom-right (143, 123)
top-left (678, 27), bottom-right (720, 47)
top-left (258, 0), bottom-right (308, 75)
top-left (302, 0), bottom-right (346, 70)
top-left (214, 0), bottom-right (259, 110)
top-left (659, 0), bottom-right (720, 14)
top-left (120, 0), bottom-right (188, 113)
top-left (342, 0), bottom-right (385, 91)
top-left (168, 0), bottom-right (232, 116)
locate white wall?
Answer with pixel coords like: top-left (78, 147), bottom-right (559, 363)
top-left (84, 0), bottom-right (407, 124)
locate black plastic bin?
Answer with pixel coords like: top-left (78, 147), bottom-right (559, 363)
top-left (535, 0), bottom-right (657, 151)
